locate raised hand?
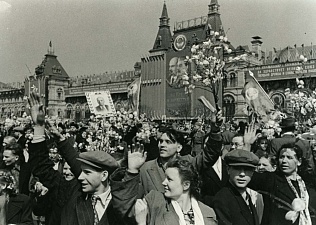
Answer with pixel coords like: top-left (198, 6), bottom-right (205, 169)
top-left (127, 142), bottom-right (147, 173)
top-left (135, 198), bottom-right (148, 225)
top-left (46, 119), bottom-right (65, 142)
top-left (28, 92), bottom-right (45, 126)
top-left (244, 122), bottom-right (261, 151)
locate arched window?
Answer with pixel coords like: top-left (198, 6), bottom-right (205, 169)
top-left (75, 104), bottom-right (81, 122)
top-left (271, 92), bottom-right (285, 108)
top-left (66, 104), bottom-right (73, 119)
top-left (229, 72), bottom-right (237, 87)
top-left (84, 104), bottom-right (91, 119)
top-left (57, 88), bottom-right (63, 100)
top-left (57, 108), bottom-right (62, 117)
top-left (223, 95), bottom-right (235, 121)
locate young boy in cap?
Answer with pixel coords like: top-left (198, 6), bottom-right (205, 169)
top-left (26, 92), bottom-right (123, 225)
top-left (213, 149), bottom-right (260, 225)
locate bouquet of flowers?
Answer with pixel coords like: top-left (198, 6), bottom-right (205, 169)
top-left (177, 29), bottom-right (234, 111)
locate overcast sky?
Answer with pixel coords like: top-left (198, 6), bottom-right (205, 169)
top-left (1, 0), bottom-right (316, 83)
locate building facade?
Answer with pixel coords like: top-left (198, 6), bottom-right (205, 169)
top-left (139, 0), bottom-right (264, 121)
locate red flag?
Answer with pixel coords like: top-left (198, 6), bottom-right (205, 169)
top-left (242, 71), bottom-right (274, 117)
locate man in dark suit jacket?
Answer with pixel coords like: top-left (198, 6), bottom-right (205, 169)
top-left (27, 91), bottom-right (124, 225)
top-left (213, 149), bottom-right (260, 225)
top-left (29, 129), bottom-right (126, 225)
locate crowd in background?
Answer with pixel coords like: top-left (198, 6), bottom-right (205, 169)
top-left (0, 96), bottom-right (316, 225)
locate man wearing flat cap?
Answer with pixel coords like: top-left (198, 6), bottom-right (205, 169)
top-left (26, 92), bottom-right (124, 225)
top-left (213, 149), bottom-right (260, 225)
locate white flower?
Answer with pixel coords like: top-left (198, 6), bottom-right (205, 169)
top-left (183, 81), bottom-right (189, 85)
top-left (182, 75), bottom-right (189, 81)
top-left (203, 60), bottom-right (209, 65)
top-left (214, 31), bottom-right (219, 36)
top-left (202, 78), bottom-right (211, 86)
top-left (285, 198), bottom-right (306, 223)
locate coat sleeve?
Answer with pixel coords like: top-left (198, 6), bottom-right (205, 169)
top-left (57, 139), bottom-right (81, 178)
top-left (110, 168), bottom-right (139, 223)
top-left (28, 140), bottom-right (64, 190)
top-left (248, 171), bottom-right (276, 192)
top-left (191, 131), bottom-right (222, 173)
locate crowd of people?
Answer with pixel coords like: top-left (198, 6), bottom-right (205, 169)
top-left (0, 92), bottom-right (315, 225)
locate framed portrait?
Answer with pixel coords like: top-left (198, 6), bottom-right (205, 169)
top-left (85, 90), bottom-right (115, 117)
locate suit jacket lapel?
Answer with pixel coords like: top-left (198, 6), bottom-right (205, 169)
top-left (147, 160), bottom-right (165, 191)
top-left (163, 200), bottom-right (179, 225)
top-left (208, 166), bottom-right (222, 187)
top-left (221, 160), bottom-right (229, 184)
top-left (228, 183), bottom-right (256, 225)
top-left (76, 197), bottom-right (94, 225)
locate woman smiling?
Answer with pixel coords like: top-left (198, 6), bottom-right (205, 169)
top-left (111, 150), bottom-right (217, 225)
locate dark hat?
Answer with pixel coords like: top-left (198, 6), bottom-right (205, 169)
top-left (279, 117), bottom-right (295, 128)
top-left (58, 122), bottom-right (66, 130)
top-left (79, 126), bottom-right (88, 133)
top-left (224, 149), bottom-right (259, 168)
top-left (69, 121), bottom-right (79, 129)
top-left (77, 151), bottom-right (118, 171)
top-left (13, 126), bottom-right (24, 133)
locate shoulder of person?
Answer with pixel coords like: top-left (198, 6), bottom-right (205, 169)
top-left (198, 200), bottom-right (216, 218)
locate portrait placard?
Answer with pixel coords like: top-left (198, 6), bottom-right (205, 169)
top-left (85, 90), bottom-right (115, 117)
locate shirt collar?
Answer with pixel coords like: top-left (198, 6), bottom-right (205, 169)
top-left (95, 187), bottom-right (111, 206)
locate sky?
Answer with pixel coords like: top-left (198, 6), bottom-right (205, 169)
top-left (1, 0), bottom-right (316, 83)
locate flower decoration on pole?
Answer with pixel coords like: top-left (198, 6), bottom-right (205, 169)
top-left (179, 27), bottom-right (232, 111)
top-left (286, 54), bottom-right (316, 122)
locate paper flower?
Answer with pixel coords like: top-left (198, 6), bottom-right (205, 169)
top-left (285, 198), bottom-right (306, 223)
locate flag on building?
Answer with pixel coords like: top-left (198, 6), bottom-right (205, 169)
top-left (127, 77), bottom-right (141, 113)
top-left (242, 71), bottom-right (274, 117)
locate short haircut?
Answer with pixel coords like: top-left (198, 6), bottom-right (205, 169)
top-left (158, 126), bottom-right (184, 145)
top-left (4, 143), bottom-right (23, 158)
top-left (167, 159), bottom-right (200, 199)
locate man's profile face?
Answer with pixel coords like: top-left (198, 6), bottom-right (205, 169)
top-left (3, 150), bottom-right (18, 166)
top-left (97, 97), bottom-right (105, 106)
top-left (78, 163), bottom-right (108, 194)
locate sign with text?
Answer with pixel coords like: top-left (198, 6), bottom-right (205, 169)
top-left (250, 60), bottom-right (316, 81)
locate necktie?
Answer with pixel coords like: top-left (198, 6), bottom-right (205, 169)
top-left (91, 195), bottom-right (99, 225)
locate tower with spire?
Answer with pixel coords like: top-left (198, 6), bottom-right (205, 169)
top-left (207, 0), bottom-right (224, 35)
top-left (24, 41), bottom-right (69, 117)
top-left (149, 2), bottom-right (172, 53)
